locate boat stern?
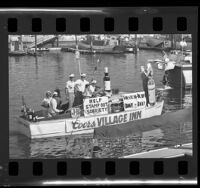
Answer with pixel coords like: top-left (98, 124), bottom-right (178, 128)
top-left (17, 117), bottom-right (32, 138)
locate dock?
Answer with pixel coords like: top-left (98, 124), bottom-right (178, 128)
top-left (122, 143), bottom-right (192, 158)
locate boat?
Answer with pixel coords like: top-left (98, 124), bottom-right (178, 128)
top-left (61, 47), bottom-right (125, 54)
top-left (9, 50), bottom-right (27, 56)
top-left (139, 37), bottom-right (166, 51)
top-left (18, 91), bottom-right (164, 139)
top-left (61, 35), bottom-right (126, 54)
top-left (30, 47), bottom-right (50, 52)
top-left (162, 50), bottom-right (192, 89)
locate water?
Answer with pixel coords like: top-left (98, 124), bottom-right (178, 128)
top-left (9, 50), bottom-right (192, 158)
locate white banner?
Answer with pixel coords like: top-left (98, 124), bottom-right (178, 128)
top-left (65, 101), bottom-right (163, 133)
top-left (122, 92), bottom-right (146, 111)
top-left (66, 109), bottom-right (144, 132)
top-left (83, 96), bottom-right (109, 117)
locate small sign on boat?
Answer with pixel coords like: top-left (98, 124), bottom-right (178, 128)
top-left (83, 96), bottom-right (109, 117)
top-left (122, 92), bottom-right (146, 111)
top-left (71, 107), bottom-right (81, 118)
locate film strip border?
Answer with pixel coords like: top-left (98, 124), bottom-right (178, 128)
top-left (0, 7), bottom-right (197, 33)
top-left (6, 16), bottom-right (187, 33)
top-left (3, 158), bottom-right (196, 180)
top-left (0, 7), bottom-right (198, 184)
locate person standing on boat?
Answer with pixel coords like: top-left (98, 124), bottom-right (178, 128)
top-left (89, 80), bottom-right (98, 97)
top-left (41, 91), bottom-right (52, 108)
top-left (65, 73), bottom-right (75, 109)
top-left (140, 66), bottom-right (150, 106)
top-left (146, 62), bottom-right (153, 78)
top-left (54, 88), bottom-right (62, 109)
top-left (74, 73), bottom-right (89, 106)
top-left (83, 80), bottom-right (103, 98)
top-left (83, 83), bottom-right (91, 98)
top-left (48, 91), bottom-right (63, 117)
top-left (90, 80), bottom-right (103, 97)
top-left (146, 63), bottom-right (156, 105)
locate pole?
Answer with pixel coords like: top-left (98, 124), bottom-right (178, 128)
top-left (75, 35), bottom-right (81, 75)
top-left (56, 35), bottom-right (59, 47)
top-left (135, 34), bottom-right (138, 54)
top-left (90, 35), bottom-right (93, 52)
top-left (180, 34), bottom-right (183, 109)
top-left (170, 34), bottom-right (173, 50)
top-left (35, 35), bottom-right (37, 56)
top-left (75, 35), bottom-right (78, 48)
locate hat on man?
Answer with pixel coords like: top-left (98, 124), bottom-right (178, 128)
top-left (81, 73), bottom-right (86, 77)
top-left (69, 73), bottom-right (74, 77)
top-left (46, 90), bottom-right (51, 94)
top-left (52, 91), bottom-right (58, 97)
top-left (91, 80), bottom-right (97, 84)
top-left (46, 90), bottom-right (52, 97)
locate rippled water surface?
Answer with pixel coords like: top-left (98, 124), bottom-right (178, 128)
top-left (9, 50), bottom-right (192, 158)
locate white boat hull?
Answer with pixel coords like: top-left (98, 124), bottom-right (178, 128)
top-left (18, 101), bottom-right (164, 139)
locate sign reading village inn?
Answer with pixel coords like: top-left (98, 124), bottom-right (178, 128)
top-left (68, 109), bottom-right (144, 132)
top-left (67, 93), bottom-right (148, 132)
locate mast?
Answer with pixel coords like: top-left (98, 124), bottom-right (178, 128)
top-left (34, 35), bottom-right (37, 56)
top-left (75, 34), bottom-right (78, 48)
top-left (75, 35), bottom-right (81, 75)
top-left (135, 34), bottom-right (138, 54)
top-left (90, 35), bottom-right (93, 52)
top-left (56, 35), bottom-right (59, 47)
top-left (170, 34), bottom-right (174, 50)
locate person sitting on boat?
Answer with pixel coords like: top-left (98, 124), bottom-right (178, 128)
top-left (65, 73), bottom-right (75, 109)
top-left (48, 91), bottom-right (63, 117)
top-left (140, 66), bottom-right (150, 107)
top-left (74, 73), bottom-right (89, 106)
top-left (41, 91), bottom-right (52, 108)
top-left (54, 88), bottom-right (62, 110)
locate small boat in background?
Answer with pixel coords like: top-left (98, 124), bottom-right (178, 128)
top-left (30, 47), bottom-right (49, 52)
top-left (9, 50), bottom-right (27, 56)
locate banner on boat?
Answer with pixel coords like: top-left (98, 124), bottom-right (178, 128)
top-left (67, 109), bottom-right (145, 132)
top-left (83, 96), bottom-right (109, 117)
top-left (122, 92), bottom-right (146, 111)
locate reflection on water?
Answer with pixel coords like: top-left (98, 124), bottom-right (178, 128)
top-left (9, 50), bottom-right (192, 159)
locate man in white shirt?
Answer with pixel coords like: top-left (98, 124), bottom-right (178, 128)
top-left (65, 73), bottom-right (75, 109)
top-left (83, 80), bottom-right (97, 98)
top-left (48, 92), bottom-right (63, 117)
top-left (74, 73), bottom-right (89, 106)
top-left (75, 73), bottom-right (89, 93)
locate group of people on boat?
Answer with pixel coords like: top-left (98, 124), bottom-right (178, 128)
top-left (41, 73), bottom-right (103, 117)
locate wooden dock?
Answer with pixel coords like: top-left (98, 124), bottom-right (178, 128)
top-left (122, 143), bottom-right (192, 158)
